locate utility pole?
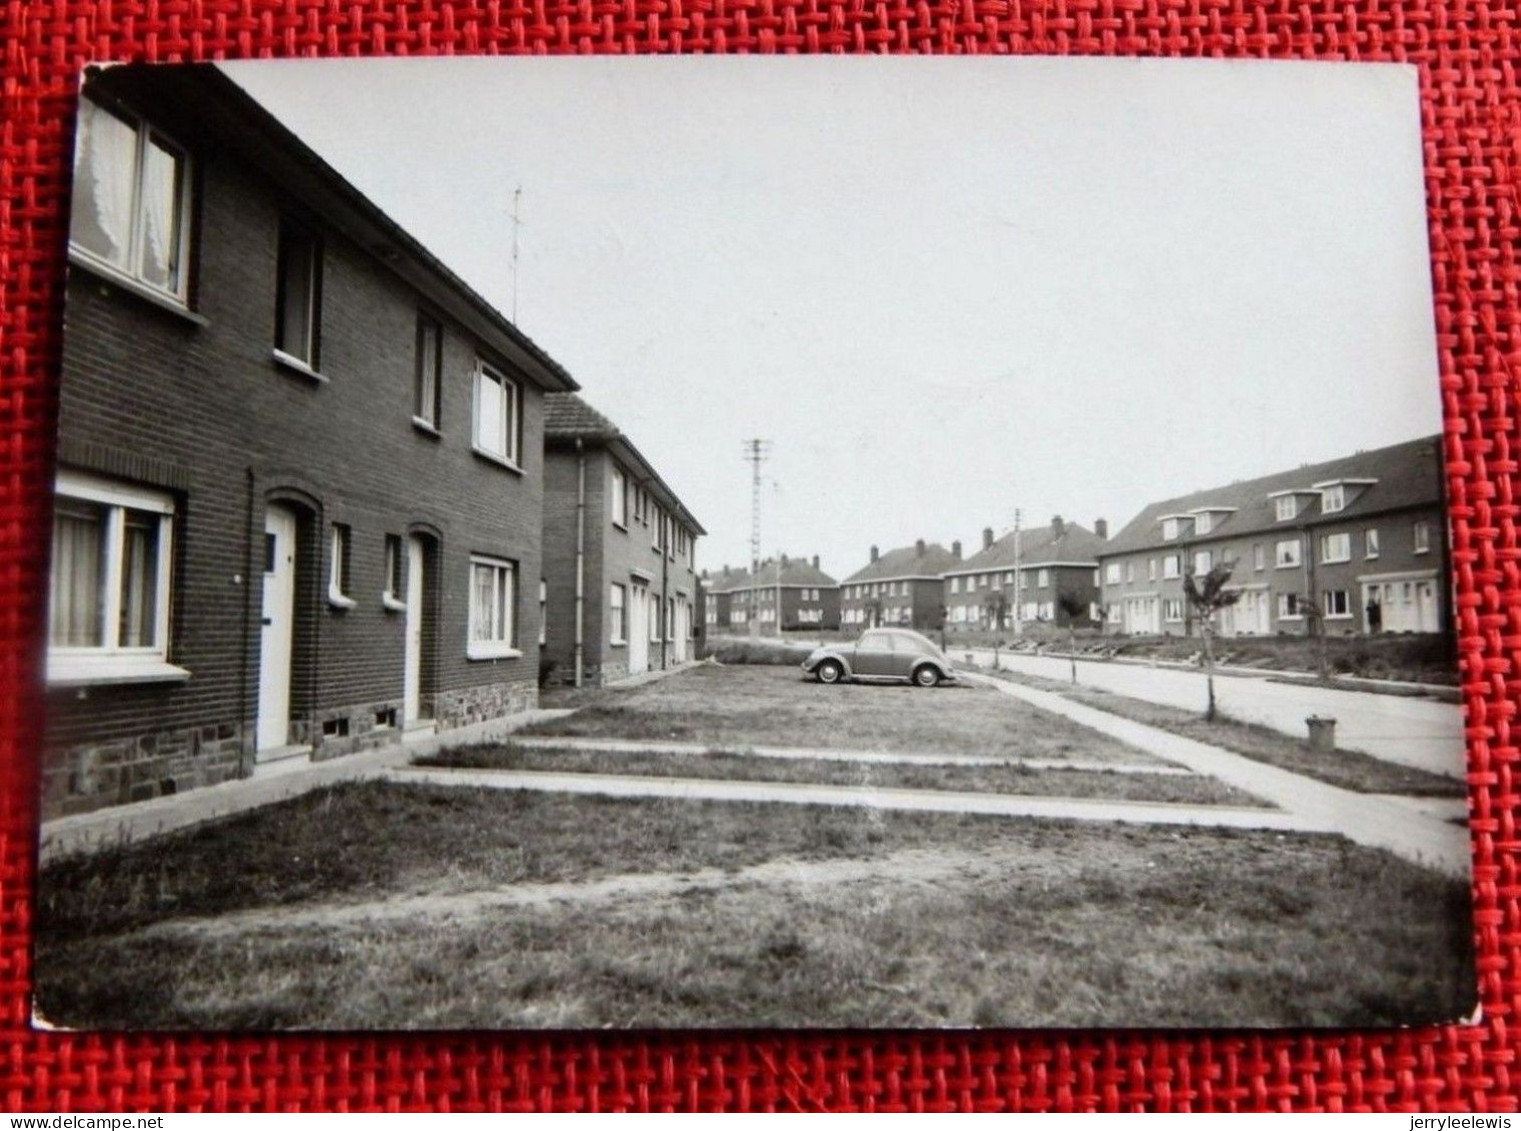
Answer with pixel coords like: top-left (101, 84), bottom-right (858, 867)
top-left (1012, 507), bottom-right (1024, 638)
top-left (743, 439), bottom-right (771, 638)
top-left (509, 186), bottom-right (523, 323)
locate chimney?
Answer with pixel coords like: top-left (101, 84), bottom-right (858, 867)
top-left (811, 555), bottom-right (819, 569)
top-left (1051, 515), bottom-right (1065, 538)
top-left (1095, 518), bottom-right (1108, 540)
top-left (781, 553), bottom-right (790, 567)
top-left (983, 527), bottom-right (994, 550)
top-left (870, 545), bottom-right (879, 563)
top-left (915, 538), bottom-right (926, 556)
top-left (952, 540), bottom-right (963, 560)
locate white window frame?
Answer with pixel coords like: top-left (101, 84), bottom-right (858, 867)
top-left (539, 578), bottom-right (548, 646)
top-left (1322, 485), bottom-right (1346, 514)
top-left (1275, 496), bottom-right (1298, 522)
top-left (1148, 558), bottom-right (1158, 582)
top-left (1163, 598), bottom-right (1183, 623)
top-left (1324, 589), bottom-right (1351, 619)
top-left (467, 554), bottom-right (519, 660)
top-left (1161, 518), bottom-right (1179, 541)
top-left (382, 534), bottom-right (406, 611)
top-left (610, 582), bottom-right (627, 644)
top-left (1278, 592), bottom-right (1303, 620)
top-left (274, 221), bottom-right (322, 374)
top-left (69, 96), bottom-right (195, 308)
top-left (1195, 513), bottom-right (1212, 536)
top-left (1193, 550), bottom-right (1212, 575)
top-left (1037, 569), bottom-right (1050, 588)
top-left (413, 314), bottom-right (443, 431)
top-left (1106, 563), bottom-right (1121, 584)
top-left (1275, 539), bottom-right (1302, 569)
top-left (471, 360), bottom-right (522, 469)
top-left (1162, 555), bottom-right (1181, 580)
top-left (610, 466), bottom-right (627, 529)
top-left (1413, 520), bottom-right (1431, 555)
top-left (327, 523), bottom-right (356, 609)
top-left (48, 470), bottom-right (184, 685)
top-left (1253, 544), bottom-right (1265, 572)
top-left (1320, 532), bottom-right (1351, 565)
top-left (1365, 528), bottom-right (1380, 560)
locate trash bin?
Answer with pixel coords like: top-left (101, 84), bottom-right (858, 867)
top-left (1306, 715), bottom-right (1337, 754)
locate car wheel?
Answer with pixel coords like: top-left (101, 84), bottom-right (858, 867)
top-left (816, 659), bottom-right (844, 685)
top-left (912, 664), bottom-right (940, 688)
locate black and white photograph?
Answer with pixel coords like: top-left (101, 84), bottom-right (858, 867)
top-left (33, 56), bottom-right (1474, 1030)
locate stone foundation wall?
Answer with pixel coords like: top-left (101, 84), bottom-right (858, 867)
top-left (435, 679), bottom-right (538, 732)
top-left (307, 698), bottom-right (408, 762)
top-left (42, 722), bottom-right (247, 819)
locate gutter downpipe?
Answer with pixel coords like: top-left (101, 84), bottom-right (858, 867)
top-left (574, 439), bottom-right (585, 688)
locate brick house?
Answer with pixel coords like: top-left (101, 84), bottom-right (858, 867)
top-left (942, 517), bottom-right (1108, 634)
top-left (1096, 435), bottom-right (1450, 638)
top-left (839, 540), bottom-right (961, 632)
top-left (542, 393), bottom-right (704, 686)
top-left (701, 565), bottom-right (751, 632)
top-left (43, 64), bottom-right (580, 815)
top-left (708, 556), bottom-right (839, 633)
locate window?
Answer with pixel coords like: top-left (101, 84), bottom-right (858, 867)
top-left (49, 471), bottom-right (177, 682)
top-left (1148, 558), bottom-right (1158, 582)
top-left (1106, 563), bottom-right (1122, 584)
top-left (1322, 485), bottom-right (1346, 514)
top-left (1275, 496), bottom-right (1298, 522)
top-left (414, 315), bottom-right (442, 429)
top-left (1253, 543), bottom-right (1265, 572)
top-left (1365, 528), bottom-right (1380, 559)
top-left (652, 505), bottom-right (662, 550)
top-left (383, 534), bottom-right (404, 608)
top-left (1164, 599), bottom-right (1184, 623)
top-left (540, 579), bottom-right (548, 645)
top-left (1192, 550), bottom-right (1212, 575)
top-left (275, 222), bottom-right (322, 370)
top-left (1037, 569), bottom-right (1050, 588)
top-left (1125, 562), bottom-right (1135, 583)
top-left (1004, 571), bottom-right (1015, 587)
top-left (1324, 589), bottom-right (1351, 618)
top-left (472, 361), bottom-right (522, 467)
top-left (1277, 592), bottom-right (1303, 619)
top-left (467, 556), bottom-right (517, 658)
top-left (1320, 532), bottom-right (1351, 564)
top-left (1163, 554), bottom-right (1181, 580)
top-left (1413, 520), bottom-right (1431, 554)
top-left (610, 582), bottom-right (627, 644)
top-left (1162, 518), bottom-right (1179, 541)
top-left (1195, 513), bottom-right (1212, 536)
top-left (950, 577), bottom-right (961, 594)
top-left (327, 523), bottom-right (354, 608)
top-left (69, 96), bottom-right (192, 303)
top-left (611, 467), bottom-right (627, 528)
top-left (1275, 539), bottom-right (1302, 568)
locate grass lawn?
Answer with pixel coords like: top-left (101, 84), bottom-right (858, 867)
top-left (417, 742), bottom-right (1269, 807)
top-left (977, 669), bottom-right (1465, 798)
top-left (534, 664), bottom-right (1163, 765)
top-left (35, 782), bottom-right (1473, 1029)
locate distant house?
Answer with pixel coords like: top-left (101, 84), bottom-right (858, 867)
top-left (1096, 435), bottom-right (1449, 638)
top-left (942, 517), bottom-right (1108, 633)
top-left (839, 540), bottom-right (962, 632)
top-left (703, 557), bottom-right (838, 633)
top-left (542, 393), bottom-right (704, 685)
top-left (46, 65), bottom-right (579, 817)
top-left (701, 565), bottom-right (751, 632)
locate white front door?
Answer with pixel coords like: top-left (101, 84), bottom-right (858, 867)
top-left (1416, 579), bottom-right (1439, 633)
top-left (404, 534), bottom-right (425, 724)
top-left (257, 505), bottom-right (298, 751)
top-left (628, 585), bottom-right (649, 674)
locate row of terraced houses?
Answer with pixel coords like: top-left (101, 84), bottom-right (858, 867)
top-left (43, 65), bottom-right (705, 816)
top-left (704, 434), bottom-right (1450, 644)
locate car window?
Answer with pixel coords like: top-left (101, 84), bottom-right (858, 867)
top-left (893, 632), bottom-right (933, 655)
top-left (861, 631), bottom-right (893, 649)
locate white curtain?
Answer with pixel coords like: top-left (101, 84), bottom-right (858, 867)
top-left (51, 503), bottom-right (105, 647)
top-left (118, 511), bottom-right (158, 647)
top-left (475, 372), bottom-right (503, 455)
top-left (70, 100), bottom-right (137, 268)
top-left (138, 136), bottom-right (182, 291)
top-left (471, 564), bottom-right (492, 642)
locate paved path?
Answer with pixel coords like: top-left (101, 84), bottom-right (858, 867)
top-left (507, 735), bottom-right (1190, 775)
top-left (383, 766), bottom-right (1313, 832)
top-left (959, 648), bottom-right (1464, 779)
top-left (38, 708), bottom-right (578, 862)
top-left (959, 671), bottom-right (1471, 878)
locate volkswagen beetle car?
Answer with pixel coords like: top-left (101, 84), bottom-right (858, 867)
top-left (801, 628), bottom-right (957, 687)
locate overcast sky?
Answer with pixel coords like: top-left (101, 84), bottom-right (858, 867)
top-left (223, 56), bottom-right (1442, 580)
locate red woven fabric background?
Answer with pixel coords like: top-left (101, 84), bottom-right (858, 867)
top-left (0, 0), bottom-right (1515, 1113)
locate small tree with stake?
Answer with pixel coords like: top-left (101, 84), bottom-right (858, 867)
top-left (1056, 591), bottom-right (1089, 684)
top-left (1182, 562), bottom-right (1241, 721)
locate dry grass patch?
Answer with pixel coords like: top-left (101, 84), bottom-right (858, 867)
top-left (36, 798), bottom-right (1473, 1030)
top-left (978, 669), bottom-right (1465, 797)
top-left (418, 742), bottom-right (1268, 807)
top-left (534, 663), bottom-right (1162, 765)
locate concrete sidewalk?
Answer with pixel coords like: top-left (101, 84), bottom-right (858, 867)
top-left (383, 765), bottom-right (1314, 832)
top-left (38, 708), bottom-right (577, 862)
top-left (960, 671), bottom-right (1471, 878)
top-left (505, 735), bottom-right (1192, 775)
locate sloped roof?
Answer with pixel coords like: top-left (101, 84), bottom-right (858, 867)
top-left (750, 556), bottom-right (838, 588)
top-left (701, 566), bottom-right (752, 594)
top-left (1100, 435), bottom-right (1445, 557)
top-left (946, 521), bottom-right (1107, 575)
top-left (843, 542), bottom-right (961, 584)
top-left (543, 392), bottom-right (706, 536)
